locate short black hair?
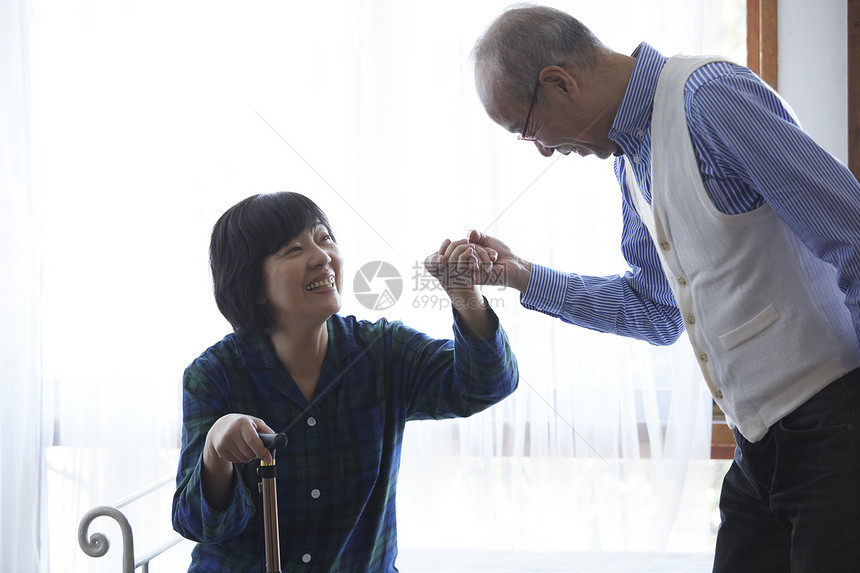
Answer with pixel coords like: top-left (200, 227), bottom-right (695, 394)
top-left (209, 192), bottom-right (335, 334)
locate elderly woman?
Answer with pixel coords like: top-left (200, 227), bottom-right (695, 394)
top-left (172, 191), bottom-right (518, 572)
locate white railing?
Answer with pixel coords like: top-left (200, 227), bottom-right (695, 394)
top-left (77, 473), bottom-right (186, 572)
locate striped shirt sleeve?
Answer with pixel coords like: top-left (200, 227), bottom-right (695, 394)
top-left (685, 64), bottom-right (860, 341)
top-left (522, 55), bottom-right (860, 345)
top-left (521, 247), bottom-right (684, 347)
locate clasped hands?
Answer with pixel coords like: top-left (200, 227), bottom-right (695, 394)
top-left (424, 229), bottom-right (528, 294)
top-left (424, 234), bottom-right (500, 292)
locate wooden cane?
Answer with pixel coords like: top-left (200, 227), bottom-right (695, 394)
top-left (258, 432), bottom-right (287, 573)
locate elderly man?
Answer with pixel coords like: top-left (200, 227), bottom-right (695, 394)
top-left (469, 5), bottom-right (860, 572)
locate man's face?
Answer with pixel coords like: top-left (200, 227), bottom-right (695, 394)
top-left (475, 62), bottom-right (617, 160)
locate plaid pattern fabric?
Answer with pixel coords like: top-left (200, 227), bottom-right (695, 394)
top-left (172, 310), bottom-right (517, 572)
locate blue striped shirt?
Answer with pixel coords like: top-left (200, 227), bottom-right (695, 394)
top-left (522, 43), bottom-right (860, 346)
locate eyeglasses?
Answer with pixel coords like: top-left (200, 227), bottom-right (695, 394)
top-left (517, 79), bottom-right (541, 142)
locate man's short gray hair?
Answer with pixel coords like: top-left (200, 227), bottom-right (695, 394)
top-left (472, 4), bottom-right (609, 106)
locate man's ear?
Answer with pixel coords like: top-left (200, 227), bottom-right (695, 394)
top-left (539, 65), bottom-right (580, 99)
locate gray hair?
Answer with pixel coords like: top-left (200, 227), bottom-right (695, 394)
top-left (472, 4), bottom-right (609, 106)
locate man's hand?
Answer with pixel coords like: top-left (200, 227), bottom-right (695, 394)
top-left (424, 238), bottom-right (497, 292)
top-left (467, 230), bottom-right (532, 293)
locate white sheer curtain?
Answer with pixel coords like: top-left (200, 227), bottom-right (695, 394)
top-left (0, 1), bottom-right (43, 571)
top-left (21, 0), bottom-right (744, 570)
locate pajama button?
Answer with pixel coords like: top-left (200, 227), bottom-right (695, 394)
top-left (302, 553), bottom-right (312, 563)
top-left (307, 417), bottom-right (317, 427)
top-left (311, 489), bottom-right (320, 499)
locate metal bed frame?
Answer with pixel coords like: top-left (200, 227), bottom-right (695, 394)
top-left (78, 432), bottom-right (285, 572)
top-left (77, 473), bottom-right (184, 572)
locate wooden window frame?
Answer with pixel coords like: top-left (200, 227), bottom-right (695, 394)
top-left (746, 0), bottom-right (860, 178)
top-left (714, 1), bottom-right (860, 458)
top-left (746, 0), bottom-right (779, 89)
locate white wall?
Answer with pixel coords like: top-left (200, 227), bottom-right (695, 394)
top-left (779, 0), bottom-right (847, 163)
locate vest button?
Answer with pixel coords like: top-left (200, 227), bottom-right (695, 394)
top-left (686, 314), bottom-right (696, 325)
top-left (698, 352), bottom-right (708, 362)
top-left (660, 241), bottom-right (670, 251)
top-left (677, 277), bottom-right (687, 286)
top-left (714, 389), bottom-right (723, 399)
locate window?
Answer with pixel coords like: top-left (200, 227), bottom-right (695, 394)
top-left (28, 1), bottom-right (745, 569)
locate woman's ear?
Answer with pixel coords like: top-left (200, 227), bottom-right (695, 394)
top-left (539, 65), bottom-right (580, 99)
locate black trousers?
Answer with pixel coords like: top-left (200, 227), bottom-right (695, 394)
top-left (713, 367), bottom-right (860, 572)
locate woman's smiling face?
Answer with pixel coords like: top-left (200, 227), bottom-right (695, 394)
top-left (259, 222), bottom-right (343, 329)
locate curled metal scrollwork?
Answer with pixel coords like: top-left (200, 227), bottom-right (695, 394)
top-left (77, 505), bottom-right (135, 573)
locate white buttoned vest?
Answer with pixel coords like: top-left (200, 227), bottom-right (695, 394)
top-left (625, 55), bottom-right (860, 441)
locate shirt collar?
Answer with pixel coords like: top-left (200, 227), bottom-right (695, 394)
top-left (609, 42), bottom-right (668, 156)
top-left (234, 315), bottom-right (362, 408)
top-left (235, 329), bottom-right (279, 370)
top-left (235, 315), bottom-right (358, 371)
